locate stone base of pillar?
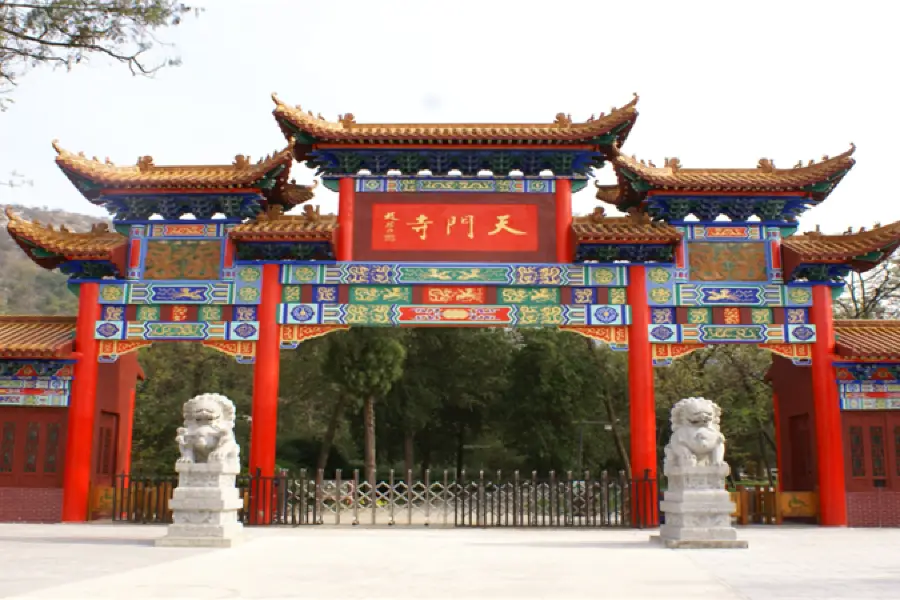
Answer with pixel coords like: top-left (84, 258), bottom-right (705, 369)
top-left (655, 465), bottom-right (748, 549)
top-left (156, 462), bottom-right (244, 548)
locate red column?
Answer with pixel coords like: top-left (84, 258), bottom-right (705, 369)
top-left (61, 282), bottom-right (101, 522)
top-left (773, 391), bottom-right (783, 491)
top-left (337, 177), bottom-right (355, 261)
top-left (809, 284), bottom-right (847, 526)
top-left (627, 264), bottom-right (658, 526)
top-left (249, 263), bottom-right (282, 480)
top-left (555, 178), bottom-right (572, 263)
top-left (119, 387), bottom-right (136, 476)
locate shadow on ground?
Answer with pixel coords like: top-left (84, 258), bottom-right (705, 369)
top-left (0, 535), bottom-right (158, 547)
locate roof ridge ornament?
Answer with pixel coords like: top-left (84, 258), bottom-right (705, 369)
top-left (757, 158), bottom-right (775, 173)
top-left (553, 113), bottom-right (573, 127)
top-left (136, 155), bottom-right (154, 172)
top-left (664, 157), bottom-right (681, 171)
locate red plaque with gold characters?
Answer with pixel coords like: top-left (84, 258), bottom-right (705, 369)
top-left (354, 192), bottom-right (555, 262)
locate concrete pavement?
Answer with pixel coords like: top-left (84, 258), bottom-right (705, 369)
top-left (0, 524), bottom-right (898, 599)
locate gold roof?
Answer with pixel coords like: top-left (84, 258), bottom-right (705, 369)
top-left (5, 207), bottom-right (127, 262)
top-left (572, 207), bottom-right (681, 244)
top-left (53, 140), bottom-right (302, 201)
top-left (834, 320), bottom-right (900, 360)
top-left (599, 145), bottom-right (856, 206)
top-left (0, 316), bottom-right (76, 358)
top-left (782, 220), bottom-right (900, 275)
top-left (272, 92), bottom-right (639, 145)
top-left (229, 205), bottom-right (336, 242)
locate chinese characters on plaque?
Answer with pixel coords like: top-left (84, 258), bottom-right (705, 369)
top-left (371, 204), bottom-right (539, 253)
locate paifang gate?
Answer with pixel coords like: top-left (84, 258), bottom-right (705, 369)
top-left (6, 92), bottom-right (900, 527)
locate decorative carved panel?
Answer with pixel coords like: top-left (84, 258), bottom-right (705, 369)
top-left (688, 242), bottom-right (768, 282)
top-left (143, 240), bottom-right (222, 280)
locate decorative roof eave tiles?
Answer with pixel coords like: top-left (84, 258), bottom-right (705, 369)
top-left (5, 207), bottom-right (128, 270)
top-left (834, 320), bottom-right (900, 360)
top-left (52, 140), bottom-right (307, 202)
top-left (0, 316), bottom-right (76, 358)
top-left (782, 220), bottom-right (900, 276)
top-left (572, 208), bottom-right (682, 244)
top-left (229, 206), bottom-right (336, 243)
top-left (272, 92), bottom-right (639, 146)
top-left (598, 145), bottom-right (856, 206)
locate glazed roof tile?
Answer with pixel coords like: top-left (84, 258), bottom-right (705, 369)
top-left (834, 320), bottom-right (900, 360)
top-left (572, 209), bottom-right (681, 244)
top-left (229, 207), bottom-right (336, 243)
top-left (599, 145), bottom-right (856, 207)
top-left (52, 141), bottom-right (306, 202)
top-left (0, 316), bottom-right (76, 358)
top-left (782, 221), bottom-right (900, 277)
top-left (272, 93), bottom-right (639, 145)
top-left (5, 207), bottom-right (127, 268)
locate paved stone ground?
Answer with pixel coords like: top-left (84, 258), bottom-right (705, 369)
top-left (0, 524), bottom-right (899, 599)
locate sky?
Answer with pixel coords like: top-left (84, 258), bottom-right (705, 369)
top-left (0, 0), bottom-right (897, 234)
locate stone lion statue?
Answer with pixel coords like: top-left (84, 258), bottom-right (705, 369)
top-left (175, 393), bottom-right (240, 466)
top-left (664, 397), bottom-right (726, 469)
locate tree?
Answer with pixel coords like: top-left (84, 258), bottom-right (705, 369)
top-left (835, 259), bottom-right (900, 319)
top-left (324, 328), bottom-right (406, 484)
top-left (497, 330), bottom-right (620, 474)
top-left (0, 1), bottom-right (196, 108)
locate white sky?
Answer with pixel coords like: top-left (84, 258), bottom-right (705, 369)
top-left (0, 0), bottom-right (897, 234)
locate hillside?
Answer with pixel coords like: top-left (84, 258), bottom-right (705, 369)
top-left (0, 204), bottom-right (109, 315)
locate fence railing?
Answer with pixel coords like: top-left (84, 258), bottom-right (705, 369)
top-left (111, 469), bottom-right (658, 528)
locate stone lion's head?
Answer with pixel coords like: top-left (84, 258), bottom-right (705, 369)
top-left (671, 397), bottom-right (721, 431)
top-left (183, 393), bottom-right (235, 429)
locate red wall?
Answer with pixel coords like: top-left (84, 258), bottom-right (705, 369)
top-left (0, 354), bottom-right (141, 522)
top-left (92, 352), bottom-right (141, 483)
top-left (768, 356), bottom-right (817, 491)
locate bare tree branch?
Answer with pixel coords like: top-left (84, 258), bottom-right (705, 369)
top-left (0, 0), bottom-right (200, 110)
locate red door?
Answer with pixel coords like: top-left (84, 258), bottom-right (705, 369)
top-left (788, 414), bottom-right (815, 490)
top-left (0, 408), bottom-right (66, 488)
top-left (844, 411), bottom-right (900, 526)
top-left (94, 412), bottom-right (118, 487)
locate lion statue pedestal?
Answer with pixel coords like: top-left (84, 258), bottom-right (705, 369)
top-left (156, 393), bottom-right (244, 548)
top-left (651, 397), bottom-right (748, 549)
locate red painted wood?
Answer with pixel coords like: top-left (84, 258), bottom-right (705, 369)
top-left (555, 178), bottom-right (572, 263)
top-left (119, 388), bottom-right (135, 477)
top-left (627, 265), bottom-right (658, 525)
top-left (810, 284), bottom-right (848, 526)
top-left (61, 282), bottom-right (101, 522)
top-left (773, 391), bottom-right (783, 491)
top-left (337, 177), bottom-right (355, 261)
top-left (249, 264), bottom-right (282, 480)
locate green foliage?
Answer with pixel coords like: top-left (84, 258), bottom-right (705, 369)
top-left (324, 328), bottom-right (407, 402)
top-left (131, 342), bottom-right (253, 473)
top-left (0, 1), bottom-right (198, 107)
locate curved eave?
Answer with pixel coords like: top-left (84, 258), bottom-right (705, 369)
top-left (781, 220), bottom-right (900, 280)
top-left (52, 141), bottom-right (296, 203)
top-left (572, 218), bottom-right (682, 245)
top-left (604, 144), bottom-right (856, 210)
top-left (272, 92), bottom-right (639, 147)
top-left (5, 207), bottom-right (128, 273)
top-left (0, 316), bottom-right (77, 359)
top-left (229, 218), bottom-right (337, 244)
top-left (834, 320), bottom-right (900, 360)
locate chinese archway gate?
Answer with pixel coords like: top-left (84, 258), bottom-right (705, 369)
top-left (7, 92), bottom-right (900, 527)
